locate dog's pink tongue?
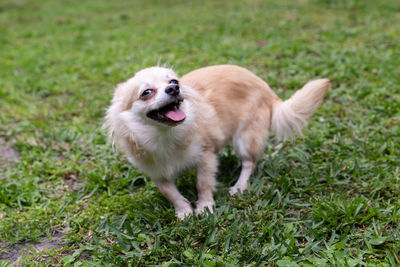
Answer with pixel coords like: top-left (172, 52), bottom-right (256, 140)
top-left (165, 108), bottom-right (186, 122)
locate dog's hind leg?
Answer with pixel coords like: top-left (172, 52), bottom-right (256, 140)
top-left (195, 150), bottom-right (218, 215)
top-left (229, 159), bottom-right (256, 195)
top-left (230, 113), bottom-right (270, 195)
top-left (154, 179), bottom-right (193, 219)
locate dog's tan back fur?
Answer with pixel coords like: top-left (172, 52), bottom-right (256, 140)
top-left (182, 65), bottom-right (280, 125)
top-left (181, 65), bottom-right (280, 156)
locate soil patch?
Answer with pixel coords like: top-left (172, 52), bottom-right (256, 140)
top-left (0, 137), bottom-right (20, 177)
top-left (0, 234), bottom-right (64, 262)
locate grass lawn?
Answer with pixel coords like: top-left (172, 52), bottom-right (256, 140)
top-left (1, 0), bottom-right (400, 265)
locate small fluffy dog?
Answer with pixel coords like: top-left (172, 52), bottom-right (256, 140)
top-left (104, 65), bottom-right (329, 219)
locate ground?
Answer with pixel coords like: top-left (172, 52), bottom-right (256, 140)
top-left (0, 0), bottom-right (399, 265)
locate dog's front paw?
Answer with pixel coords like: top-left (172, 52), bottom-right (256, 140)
top-left (195, 200), bottom-right (215, 216)
top-left (175, 206), bottom-right (193, 220)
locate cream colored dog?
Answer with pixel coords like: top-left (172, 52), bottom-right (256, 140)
top-left (104, 65), bottom-right (329, 219)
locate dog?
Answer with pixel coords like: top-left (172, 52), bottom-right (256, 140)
top-left (104, 65), bottom-right (329, 219)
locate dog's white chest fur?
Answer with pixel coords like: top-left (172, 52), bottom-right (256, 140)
top-left (126, 123), bottom-right (203, 180)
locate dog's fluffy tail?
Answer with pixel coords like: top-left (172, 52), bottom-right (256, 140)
top-left (271, 79), bottom-right (330, 141)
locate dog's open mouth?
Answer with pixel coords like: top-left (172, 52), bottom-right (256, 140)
top-left (147, 99), bottom-right (186, 125)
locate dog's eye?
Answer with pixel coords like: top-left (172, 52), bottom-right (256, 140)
top-left (141, 89), bottom-right (153, 97)
top-left (169, 79), bottom-right (179, 84)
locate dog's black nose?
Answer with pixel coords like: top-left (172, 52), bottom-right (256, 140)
top-left (165, 84), bottom-right (180, 96)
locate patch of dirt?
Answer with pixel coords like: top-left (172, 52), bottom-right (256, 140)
top-left (0, 137), bottom-right (20, 178)
top-left (63, 172), bottom-right (83, 191)
top-left (0, 139), bottom-right (72, 263)
top-left (0, 234), bottom-right (64, 262)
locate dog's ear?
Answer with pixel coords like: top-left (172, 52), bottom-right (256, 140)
top-left (114, 82), bottom-right (137, 111)
top-left (104, 81), bottom-right (137, 146)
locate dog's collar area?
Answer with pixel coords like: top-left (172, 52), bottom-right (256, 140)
top-left (146, 98), bottom-right (186, 126)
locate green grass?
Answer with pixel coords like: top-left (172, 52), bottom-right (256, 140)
top-left (1, 0), bottom-right (399, 265)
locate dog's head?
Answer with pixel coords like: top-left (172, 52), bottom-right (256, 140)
top-left (116, 67), bottom-right (187, 127)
